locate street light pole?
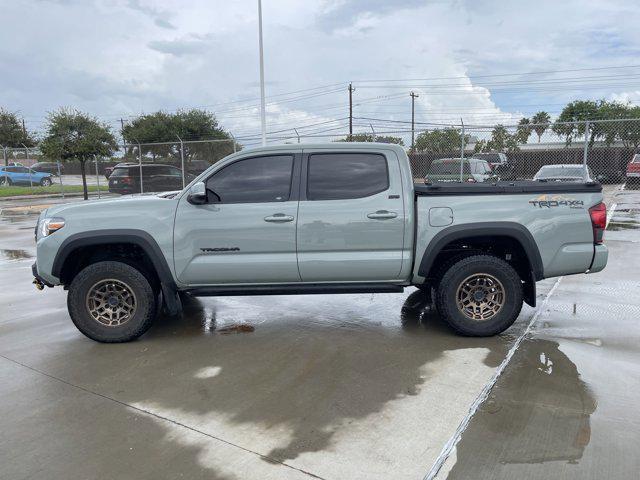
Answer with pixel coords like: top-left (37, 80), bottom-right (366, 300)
top-left (258, 0), bottom-right (267, 146)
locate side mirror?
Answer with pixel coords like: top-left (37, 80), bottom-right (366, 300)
top-left (187, 181), bottom-right (207, 205)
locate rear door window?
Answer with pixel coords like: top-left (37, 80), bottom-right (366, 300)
top-left (307, 153), bottom-right (388, 200)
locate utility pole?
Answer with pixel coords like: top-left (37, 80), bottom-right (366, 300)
top-left (120, 118), bottom-right (127, 160)
top-left (22, 118), bottom-right (26, 138)
top-left (410, 91), bottom-right (419, 152)
top-left (348, 83), bottom-right (355, 137)
top-left (258, 0), bottom-right (267, 146)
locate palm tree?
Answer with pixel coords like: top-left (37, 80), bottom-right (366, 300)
top-left (531, 111), bottom-right (551, 143)
top-left (516, 117), bottom-right (532, 144)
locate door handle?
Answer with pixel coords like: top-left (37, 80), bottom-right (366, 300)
top-left (264, 213), bottom-right (294, 223)
top-left (367, 210), bottom-right (397, 220)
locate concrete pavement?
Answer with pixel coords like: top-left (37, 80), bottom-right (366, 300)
top-left (0, 185), bottom-right (638, 479)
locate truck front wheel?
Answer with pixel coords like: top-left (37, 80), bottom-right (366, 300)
top-left (435, 255), bottom-right (523, 336)
top-left (67, 261), bottom-right (158, 342)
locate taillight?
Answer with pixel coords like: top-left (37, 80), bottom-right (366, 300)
top-left (589, 202), bottom-right (606, 244)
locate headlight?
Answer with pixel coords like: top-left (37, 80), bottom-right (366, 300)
top-left (39, 217), bottom-right (65, 238)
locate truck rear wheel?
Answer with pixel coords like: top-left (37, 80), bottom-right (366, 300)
top-left (435, 255), bottom-right (523, 336)
top-left (67, 261), bottom-right (157, 342)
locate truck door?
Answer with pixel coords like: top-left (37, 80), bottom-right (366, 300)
top-left (173, 153), bottom-right (301, 285)
top-left (296, 150), bottom-right (405, 282)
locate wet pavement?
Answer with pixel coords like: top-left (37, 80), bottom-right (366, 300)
top-left (438, 185), bottom-right (640, 479)
top-left (0, 185), bottom-right (638, 479)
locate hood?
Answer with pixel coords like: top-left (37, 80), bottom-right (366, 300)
top-left (44, 191), bottom-right (180, 218)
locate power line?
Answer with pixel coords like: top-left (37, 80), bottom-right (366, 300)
top-left (353, 64), bottom-right (640, 83)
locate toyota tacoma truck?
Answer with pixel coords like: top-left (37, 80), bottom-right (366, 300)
top-left (32, 143), bottom-right (608, 342)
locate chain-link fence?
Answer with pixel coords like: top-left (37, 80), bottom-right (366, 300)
top-left (2, 119), bottom-right (639, 197)
top-left (408, 118), bottom-right (640, 188)
top-left (1, 138), bottom-right (237, 196)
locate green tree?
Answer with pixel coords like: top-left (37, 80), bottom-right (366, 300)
top-left (122, 109), bottom-right (236, 162)
top-left (590, 100), bottom-right (640, 149)
top-left (40, 109), bottom-right (117, 200)
top-left (375, 135), bottom-right (404, 145)
top-left (337, 133), bottom-right (376, 142)
top-left (414, 128), bottom-right (467, 153)
top-left (552, 101), bottom-right (599, 146)
top-left (0, 109), bottom-right (35, 161)
top-left (515, 117), bottom-right (532, 144)
top-left (531, 111), bottom-right (551, 143)
top-left (486, 125), bottom-right (520, 153)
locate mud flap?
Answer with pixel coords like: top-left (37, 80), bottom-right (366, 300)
top-left (523, 270), bottom-right (537, 307)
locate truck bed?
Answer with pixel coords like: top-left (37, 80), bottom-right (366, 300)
top-left (414, 180), bottom-right (602, 196)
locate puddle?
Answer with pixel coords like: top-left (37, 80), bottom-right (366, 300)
top-left (607, 223), bottom-right (640, 231)
top-left (216, 324), bottom-right (255, 335)
top-left (0, 249), bottom-right (33, 260)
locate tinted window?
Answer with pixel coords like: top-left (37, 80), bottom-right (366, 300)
top-left (153, 165), bottom-right (181, 176)
top-left (206, 155), bottom-right (293, 203)
top-left (429, 160), bottom-right (470, 174)
top-left (307, 153), bottom-right (388, 200)
top-left (110, 167), bottom-right (132, 177)
top-left (475, 153), bottom-right (500, 162)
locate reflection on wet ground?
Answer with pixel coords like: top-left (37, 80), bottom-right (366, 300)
top-left (137, 290), bottom-right (515, 465)
top-left (446, 339), bottom-right (596, 478)
top-left (0, 249), bottom-right (32, 261)
top-left (442, 189), bottom-right (640, 480)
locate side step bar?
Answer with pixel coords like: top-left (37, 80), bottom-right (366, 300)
top-left (186, 283), bottom-right (405, 297)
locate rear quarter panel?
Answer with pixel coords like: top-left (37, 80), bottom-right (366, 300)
top-left (412, 191), bottom-right (603, 282)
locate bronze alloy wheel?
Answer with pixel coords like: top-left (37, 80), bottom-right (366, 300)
top-left (455, 273), bottom-right (505, 321)
top-left (85, 278), bottom-right (137, 327)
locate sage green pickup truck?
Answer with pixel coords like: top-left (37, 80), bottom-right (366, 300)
top-left (32, 143), bottom-right (608, 342)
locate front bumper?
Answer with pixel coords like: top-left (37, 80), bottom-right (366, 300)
top-left (587, 244), bottom-right (608, 274)
top-left (32, 262), bottom-right (54, 288)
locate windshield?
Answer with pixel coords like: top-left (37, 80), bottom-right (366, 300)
top-left (537, 167), bottom-right (585, 178)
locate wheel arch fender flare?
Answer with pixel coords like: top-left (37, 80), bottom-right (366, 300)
top-left (417, 222), bottom-right (544, 281)
top-left (52, 229), bottom-right (181, 315)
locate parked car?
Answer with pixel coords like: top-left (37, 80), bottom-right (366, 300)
top-left (0, 166), bottom-right (54, 186)
top-left (472, 152), bottom-right (508, 167)
top-left (426, 158), bottom-right (497, 183)
top-left (186, 160), bottom-right (213, 175)
top-left (31, 162), bottom-right (64, 176)
top-left (32, 143), bottom-right (607, 343)
top-left (108, 163), bottom-right (191, 194)
top-left (533, 164), bottom-right (593, 183)
top-left (104, 163), bottom-right (127, 179)
top-left (471, 153), bottom-right (517, 180)
top-left (626, 153), bottom-right (640, 187)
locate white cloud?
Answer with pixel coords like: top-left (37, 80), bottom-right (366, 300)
top-left (1, 0), bottom-right (639, 143)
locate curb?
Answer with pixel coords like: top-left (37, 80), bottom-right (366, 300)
top-left (0, 192), bottom-right (113, 201)
top-left (0, 204), bottom-right (52, 215)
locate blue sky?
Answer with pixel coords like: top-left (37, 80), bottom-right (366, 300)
top-left (1, 0), bottom-right (639, 144)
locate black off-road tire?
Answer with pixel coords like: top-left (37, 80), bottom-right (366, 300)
top-left (67, 261), bottom-right (157, 342)
top-left (435, 255), bottom-right (523, 336)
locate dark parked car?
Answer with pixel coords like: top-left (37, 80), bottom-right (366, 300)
top-left (108, 164), bottom-right (191, 194)
top-left (31, 162), bottom-right (64, 175)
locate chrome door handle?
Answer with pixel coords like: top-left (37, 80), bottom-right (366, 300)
top-left (264, 213), bottom-right (294, 223)
top-left (367, 210), bottom-right (397, 220)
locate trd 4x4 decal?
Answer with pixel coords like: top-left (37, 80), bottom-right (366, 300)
top-left (529, 194), bottom-right (584, 209)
